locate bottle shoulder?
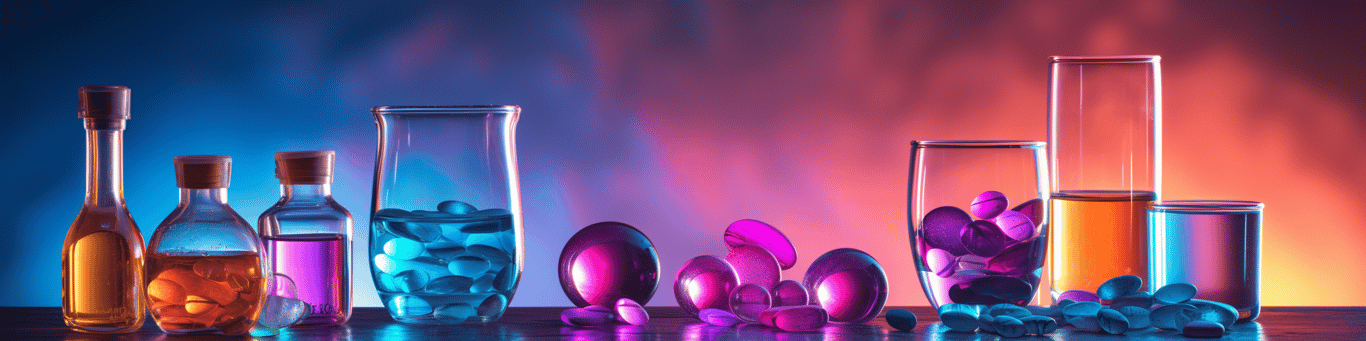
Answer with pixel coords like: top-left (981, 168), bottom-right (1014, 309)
top-left (258, 198), bottom-right (353, 237)
top-left (148, 204), bottom-right (259, 255)
top-left (66, 206), bottom-right (145, 248)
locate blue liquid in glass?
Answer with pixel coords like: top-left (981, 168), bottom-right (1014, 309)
top-left (371, 212), bottom-right (518, 324)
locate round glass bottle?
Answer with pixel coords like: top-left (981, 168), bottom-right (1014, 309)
top-left (258, 150), bottom-right (353, 325)
top-left (146, 155), bottom-right (265, 335)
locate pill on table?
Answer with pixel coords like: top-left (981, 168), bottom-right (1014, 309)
top-left (987, 304), bottom-right (1032, 319)
top-left (971, 191), bottom-right (1009, 219)
top-left (1182, 320), bottom-right (1225, 338)
top-left (1096, 275), bottom-right (1143, 300)
top-left (977, 312), bottom-right (996, 333)
top-left (1097, 308), bottom-right (1129, 334)
top-left (992, 315), bottom-right (1026, 337)
top-left (960, 220), bottom-right (1008, 257)
top-left (885, 309), bottom-right (917, 332)
top-left (1068, 314), bottom-right (1101, 332)
top-left (698, 308), bottom-right (741, 326)
top-left (1019, 315), bottom-right (1058, 335)
top-left (921, 206), bottom-right (973, 256)
top-left (939, 311), bottom-right (980, 332)
top-left (759, 305), bottom-right (828, 332)
top-left (561, 305), bottom-right (615, 326)
top-left (993, 210), bottom-right (1036, 241)
top-left (1109, 292), bottom-right (1154, 310)
top-left (1057, 290), bottom-right (1100, 303)
top-left (1118, 306), bottom-right (1151, 329)
top-left (1186, 299), bottom-right (1238, 329)
top-left (1150, 303), bottom-right (1199, 330)
top-left (1153, 283), bottom-right (1198, 304)
top-left (616, 298), bottom-right (649, 325)
top-left (1061, 301), bottom-right (1102, 316)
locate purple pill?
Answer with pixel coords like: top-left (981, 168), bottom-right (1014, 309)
top-left (971, 191), bottom-right (1009, 219)
top-left (804, 248), bottom-right (888, 324)
top-left (993, 211), bottom-right (1035, 241)
top-left (956, 255), bottom-right (988, 271)
top-left (724, 245), bottom-right (782, 289)
top-left (1011, 199), bottom-right (1044, 228)
top-left (924, 248), bottom-right (956, 278)
top-left (1057, 290), bottom-right (1100, 303)
top-left (615, 298), bottom-right (649, 325)
top-left (698, 308), bottom-right (741, 326)
top-left (728, 283), bottom-right (772, 323)
top-left (724, 219), bottom-right (798, 270)
top-left (984, 239), bottom-right (1041, 276)
top-left (558, 222), bottom-right (660, 308)
top-left (561, 305), bottom-right (616, 326)
top-left (960, 220), bottom-right (1008, 257)
top-left (759, 305), bottom-right (829, 332)
top-left (771, 280), bottom-right (809, 307)
top-left (920, 206), bottom-right (973, 256)
top-left (674, 255), bottom-right (740, 317)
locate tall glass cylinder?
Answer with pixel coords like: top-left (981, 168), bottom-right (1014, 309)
top-left (370, 105), bottom-right (523, 324)
top-left (1047, 56), bottom-right (1161, 301)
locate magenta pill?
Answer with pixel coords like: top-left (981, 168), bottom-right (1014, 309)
top-left (993, 210), bottom-right (1036, 241)
top-left (724, 245), bottom-right (782, 289)
top-left (920, 206), bottom-right (973, 256)
top-left (960, 220), bottom-right (1008, 257)
top-left (924, 248), bottom-right (957, 278)
top-left (971, 191), bottom-right (1009, 219)
top-left (803, 248), bottom-right (888, 323)
top-left (1058, 290), bottom-right (1101, 303)
top-left (728, 283), bottom-right (772, 322)
top-left (561, 305), bottom-right (616, 326)
top-left (724, 219), bottom-right (798, 270)
top-left (615, 298), bottom-right (649, 325)
top-left (984, 239), bottom-right (1040, 276)
top-left (1010, 198), bottom-right (1044, 228)
top-left (771, 280), bottom-right (809, 307)
top-left (558, 222), bottom-right (660, 308)
top-left (698, 308), bottom-right (741, 326)
top-left (759, 305), bottom-right (829, 332)
top-left (674, 255), bottom-right (741, 317)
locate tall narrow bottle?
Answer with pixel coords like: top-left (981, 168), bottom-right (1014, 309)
top-left (1047, 56), bottom-right (1161, 300)
top-left (146, 156), bottom-right (265, 335)
top-left (63, 85), bottom-right (145, 333)
top-left (258, 150), bottom-right (353, 325)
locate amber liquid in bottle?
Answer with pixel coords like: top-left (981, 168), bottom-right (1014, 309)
top-left (62, 86), bottom-right (144, 333)
top-left (146, 253), bottom-right (263, 335)
top-left (1048, 190), bottom-right (1155, 298)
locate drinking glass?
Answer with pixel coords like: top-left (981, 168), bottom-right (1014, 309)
top-left (1150, 200), bottom-right (1264, 321)
top-left (909, 141), bottom-right (1049, 307)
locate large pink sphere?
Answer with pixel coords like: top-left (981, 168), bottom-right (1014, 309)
top-left (558, 222), bottom-right (660, 307)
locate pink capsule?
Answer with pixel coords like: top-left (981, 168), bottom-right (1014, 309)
top-left (759, 305), bottom-right (829, 332)
top-left (561, 305), bottom-right (616, 326)
top-left (771, 280), bottom-right (810, 307)
top-left (960, 220), bottom-right (1008, 257)
top-left (724, 245), bottom-right (782, 289)
top-left (674, 255), bottom-right (741, 317)
top-left (920, 206), bottom-right (973, 256)
top-left (994, 210), bottom-right (1036, 241)
top-left (724, 219), bottom-right (798, 270)
top-left (971, 191), bottom-right (1009, 219)
top-left (615, 298), bottom-right (649, 325)
top-left (924, 248), bottom-right (957, 278)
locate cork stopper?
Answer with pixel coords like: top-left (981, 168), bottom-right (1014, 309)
top-left (175, 155), bottom-right (231, 189)
top-left (274, 150), bottom-right (335, 185)
top-left (79, 85), bottom-right (131, 120)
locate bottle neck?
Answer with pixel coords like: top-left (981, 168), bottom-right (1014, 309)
top-left (280, 183), bottom-right (331, 202)
top-left (179, 188), bottom-right (230, 209)
top-left (84, 125), bottom-right (125, 207)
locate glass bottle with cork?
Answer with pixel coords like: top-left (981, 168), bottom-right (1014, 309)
top-left (258, 150), bottom-right (353, 325)
top-left (62, 85), bottom-right (145, 333)
top-left (145, 155), bottom-right (265, 335)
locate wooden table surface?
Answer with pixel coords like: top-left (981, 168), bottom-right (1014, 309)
top-left (5, 306), bottom-right (1362, 340)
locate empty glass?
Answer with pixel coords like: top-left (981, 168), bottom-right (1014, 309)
top-left (909, 141), bottom-right (1049, 307)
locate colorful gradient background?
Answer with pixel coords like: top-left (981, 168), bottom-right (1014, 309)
top-left (5, 1), bottom-right (1364, 308)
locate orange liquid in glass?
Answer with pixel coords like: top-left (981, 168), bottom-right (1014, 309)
top-left (1048, 190), bottom-right (1154, 300)
top-left (62, 208), bottom-right (144, 333)
top-left (146, 253), bottom-right (263, 335)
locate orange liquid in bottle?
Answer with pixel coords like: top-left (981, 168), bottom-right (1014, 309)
top-left (146, 253), bottom-right (264, 335)
top-left (62, 207), bottom-right (144, 332)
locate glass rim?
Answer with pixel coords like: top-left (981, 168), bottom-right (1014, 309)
top-left (1050, 55), bottom-right (1160, 63)
top-left (371, 105), bottom-right (520, 115)
top-left (912, 140), bottom-right (1045, 149)
top-left (1150, 200), bottom-right (1264, 212)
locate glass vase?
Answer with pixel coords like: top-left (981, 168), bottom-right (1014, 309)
top-left (909, 141), bottom-right (1049, 308)
top-left (369, 105), bottom-right (523, 324)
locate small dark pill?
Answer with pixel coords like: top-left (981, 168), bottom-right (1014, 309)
top-left (992, 316), bottom-right (1026, 338)
top-left (1019, 315), bottom-right (1058, 335)
top-left (1182, 320), bottom-right (1225, 338)
top-left (885, 309), bottom-right (917, 332)
top-left (1096, 308), bottom-right (1129, 334)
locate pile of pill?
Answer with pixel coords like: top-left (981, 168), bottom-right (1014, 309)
top-left (669, 219), bottom-right (889, 332)
top-left (918, 191), bottom-right (1046, 306)
top-left (560, 298), bottom-right (650, 326)
top-left (932, 275), bottom-right (1237, 338)
top-left (371, 200), bottom-right (518, 322)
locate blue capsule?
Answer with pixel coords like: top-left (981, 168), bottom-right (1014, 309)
top-left (992, 315), bottom-right (1026, 337)
top-left (389, 295), bottom-right (433, 317)
top-left (987, 304), bottom-right (1031, 319)
top-left (1118, 306), bottom-right (1151, 329)
top-left (1096, 275), bottom-right (1143, 300)
top-left (1019, 315), bottom-right (1057, 335)
top-left (1187, 299), bottom-right (1238, 329)
top-left (384, 238), bottom-right (425, 260)
top-left (437, 200), bottom-right (477, 215)
top-left (1151, 303), bottom-right (1199, 330)
top-left (885, 309), bottom-right (917, 332)
top-left (1097, 308), bottom-right (1129, 334)
top-left (1110, 292), bottom-right (1154, 310)
top-left (1153, 283), bottom-right (1198, 305)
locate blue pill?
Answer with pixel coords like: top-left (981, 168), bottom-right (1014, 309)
top-left (1150, 303), bottom-right (1199, 330)
top-left (1109, 292), bottom-right (1154, 310)
top-left (939, 311), bottom-right (980, 332)
top-left (1153, 283), bottom-right (1198, 305)
top-left (977, 312), bottom-right (996, 333)
top-left (885, 309), bottom-right (917, 332)
top-left (1097, 308), bottom-right (1129, 334)
top-left (1118, 306), bottom-right (1151, 329)
top-left (992, 315), bottom-right (1026, 337)
top-left (389, 295), bottom-right (433, 317)
top-left (384, 238), bottom-right (425, 260)
top-left (1182, 320), bottom-right (1225, 338)
top-left (987, 304), bottom-right (1031, 319)
top-left (393, 270), bottom-right (430, 293)
top-left (437, 200), bottom-right (477, 215)
top-left (1068, 314), bottom-right (1101, 332)
top-left (1052, 298), bottom-right (1077, 309)
top-left (1019, 315), bottom-right (1057, 335)
top-left (937, 303), bottom-right (980, 317)
top-left (1186, 299), bottom-right (1238, 329)
top-left (1061, 301), bottom-right (1102, 316)
top-left (1096, 275), bottom-right (1143, 300)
